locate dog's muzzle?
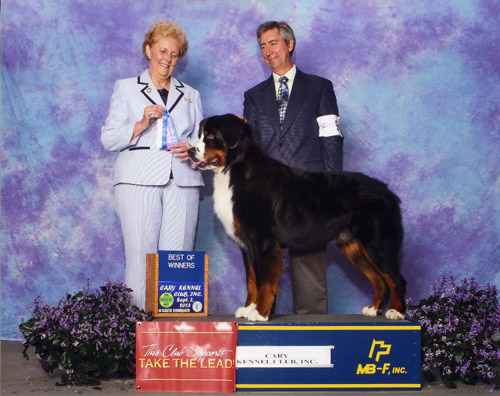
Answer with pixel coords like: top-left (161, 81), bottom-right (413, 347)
top-left (187, 146), bottom-right (203, 169)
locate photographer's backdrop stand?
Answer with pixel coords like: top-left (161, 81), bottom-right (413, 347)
top-left (2, 0), bottom-right (499, 340)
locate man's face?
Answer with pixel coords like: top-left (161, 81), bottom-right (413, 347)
top-left (259, 28), bottom-right (294, 76)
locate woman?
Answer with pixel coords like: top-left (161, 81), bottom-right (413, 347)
top-left (101, 21), bottom-right (204, 309)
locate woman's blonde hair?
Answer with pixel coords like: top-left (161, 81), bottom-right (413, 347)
top-left (142, 21), bottom-right (189, 60)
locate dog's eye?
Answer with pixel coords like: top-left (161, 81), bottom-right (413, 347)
top-left (206, 134), bottom-right (215, 140)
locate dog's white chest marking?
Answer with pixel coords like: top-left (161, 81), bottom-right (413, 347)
top-left (213, 171), bottom-right (244, 247)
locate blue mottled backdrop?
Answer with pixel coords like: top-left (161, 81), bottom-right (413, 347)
top-left (2, 0), bottom-right (499, 339)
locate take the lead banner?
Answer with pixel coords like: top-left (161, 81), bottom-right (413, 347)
top-left (146, 251), bottom-right (208, 317)
top-left (136, 321), bottom-right (237, 393)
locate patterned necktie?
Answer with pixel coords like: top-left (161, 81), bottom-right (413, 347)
top-left (277, 76), bottom-right (289, 126)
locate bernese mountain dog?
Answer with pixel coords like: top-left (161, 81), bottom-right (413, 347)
top-left (188, 114), bottom-right (406, 321)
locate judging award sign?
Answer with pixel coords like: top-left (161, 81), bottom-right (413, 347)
top-left (146, 251), bottom-right (208, 317)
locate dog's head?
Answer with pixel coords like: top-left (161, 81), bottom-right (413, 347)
top-left (188, 114), bottom-right (250, 172)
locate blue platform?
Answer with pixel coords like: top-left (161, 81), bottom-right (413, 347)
top-left (157, 314), bottom-right (421, 392)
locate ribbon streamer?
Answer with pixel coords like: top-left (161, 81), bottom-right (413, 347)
top-left (157, 109), bottom-right (178, 150)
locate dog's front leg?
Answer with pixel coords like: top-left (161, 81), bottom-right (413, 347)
top-left (235, 248), bottom-right (258, 319)
top-left (247, 242), bottom-right (283, 322)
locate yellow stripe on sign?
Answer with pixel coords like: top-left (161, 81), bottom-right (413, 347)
top-left (235, 383), bottom-right (421, 389)
top-left (238, 325), bottom-right (421, 331)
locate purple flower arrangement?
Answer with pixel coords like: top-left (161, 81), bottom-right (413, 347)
top-left (407, 276), bottom-right (500, 389)
top-left (19, 281), bottom-right (152, 386)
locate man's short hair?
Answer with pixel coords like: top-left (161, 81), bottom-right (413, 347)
top-left (256, 21), bottom-right (296, 55)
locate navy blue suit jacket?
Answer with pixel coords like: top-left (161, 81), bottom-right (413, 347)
top-left (243, 68), bottom-right (343, 172)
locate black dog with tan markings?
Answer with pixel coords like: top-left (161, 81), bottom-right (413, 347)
top-left (188, 114), bottom-right (406, 321)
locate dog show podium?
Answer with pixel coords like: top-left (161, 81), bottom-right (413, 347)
top-left (138, 251), bottom-right (420, 392)
top-left (235, 315), bottom-right (421, 392)
top-left (136, 314), bottom-right (421, 392)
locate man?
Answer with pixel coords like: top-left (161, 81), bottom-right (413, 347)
top-left (243, 21), bottom-right (343, 314)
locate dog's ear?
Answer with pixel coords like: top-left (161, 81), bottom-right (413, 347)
top-left (221, 114), bottom-right (247, 150)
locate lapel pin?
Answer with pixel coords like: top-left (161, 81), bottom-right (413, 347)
top-left (184, 96), bottom-right (192, 103)
top-left (146, 87), bottom-right (152, 93)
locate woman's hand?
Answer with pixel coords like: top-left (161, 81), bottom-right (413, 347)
top-left (169, 142), bottom-right (192, 162)
top-left (131, 104), bottom-right (166, 141)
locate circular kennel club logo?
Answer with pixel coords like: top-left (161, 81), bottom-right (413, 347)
top-left (192, 301), bottom-right (203, 312)
top-left (159, 292), bottom-right (174, 308)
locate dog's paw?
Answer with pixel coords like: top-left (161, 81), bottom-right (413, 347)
top-left (235, 303), bottom-right (256, 319)
top-left (247, 309), bottom-right (268, 322)
top-left (385, 309), bottom-right (405, 320)
top-left (362, 306), bottom-right (379, 316)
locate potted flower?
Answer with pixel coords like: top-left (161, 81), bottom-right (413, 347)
top-left (407, 276), bottom-right (500, 389)
top-left (19, 281), bottom-right (152, 386)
